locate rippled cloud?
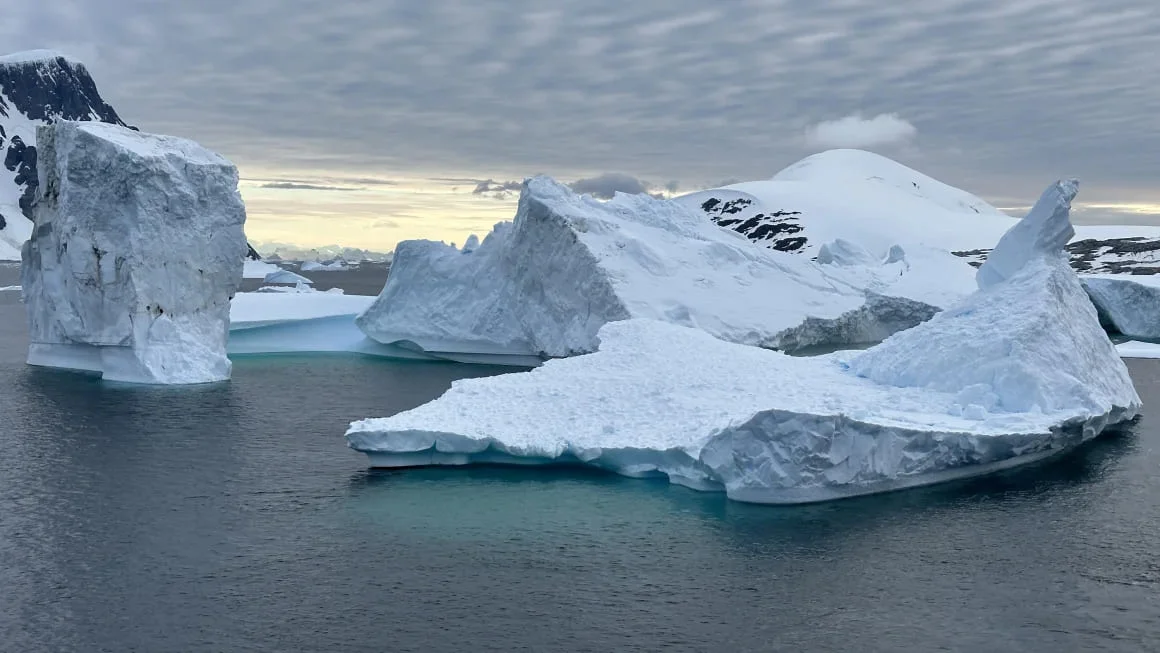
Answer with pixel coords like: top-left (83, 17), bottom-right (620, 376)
top-left (6, 0), bottom-right (1160, 244)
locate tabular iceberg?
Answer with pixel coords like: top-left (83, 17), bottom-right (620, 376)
top-left (21, 121), bottom-right (248, 383)
top-left (346, 179), bottom-right (1140, 504)
top-left (356, 176), bottom-right (965, 365)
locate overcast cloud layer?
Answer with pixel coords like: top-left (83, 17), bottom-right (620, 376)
top-left (5, 1), bottom-right (1160, 245)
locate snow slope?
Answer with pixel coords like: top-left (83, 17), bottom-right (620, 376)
top-left (678, 149), bottom-right (1160, 275)
top-left (346, 180), bottom-right (1139, 504)
top-left (22, 122), bottom-right (248, 384)
top-left (675, 149), bottom-right (1014, 256)
top-left (357, 176), bottom-right (973, 364)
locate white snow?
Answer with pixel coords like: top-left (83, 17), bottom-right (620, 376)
top-left (676, 149), bottom-right (1016, 256)
top-left (21, 121), bottom-right (248, 384)
top-left (263, 269), bottom-right (313, 285)
top-left (676, 149), bottom-right (1160, 277)
top-left (356, 176), bottom-right (965, 364)
top-left (1081, 275), bottom-right (1160, 339)
top-left (346, 179), bottom-right (1139, 504)
top-left (1115, 341), bottom-right (1160, 359)
top-left (0, 50), bottom-right (78, 65)
top-left (242, 259), bottom-right (283, 278)
top-left (814, 240), bottom-right (978, 310)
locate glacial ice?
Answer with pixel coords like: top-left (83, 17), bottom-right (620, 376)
top-left (21, 121), bottom-right (248, 383)
top-left (242, 258), bottom-right (283, 279)
top-left (345, 180), bottom-right (1140, 504)
top-left (263, 269), bottom-right (313, 285)
top-left (356, 176), bottom-right (961, 364)
top-left (227, 291), bottom-right (381, 355)
top-left (1081, 274), bottom-right (1160, 340)
top-left (851, 180), bottom-right (1138, 415)
top-left (301, 260), bottom-right (348, 272)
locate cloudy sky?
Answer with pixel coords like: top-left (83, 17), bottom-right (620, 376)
top-left (5, 1), bottom-right (1159, 251)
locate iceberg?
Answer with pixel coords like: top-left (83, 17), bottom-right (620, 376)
top-left (263, 269), bottom-right (313, 285)
top-left (345, 180), bottom-right (1140, 504)
top-left (301, 259), bottom-right (348, 272)
top-left (21, 121), bottom-right (248, 384)
top-left (242, 258), bottom-right (283, 279)
top-left (356, 176), bottom-right (960, 365)
top-left (227, 291), bottom-right (380, 355)
top-left (1080, 275), bottom-right (1160, 340)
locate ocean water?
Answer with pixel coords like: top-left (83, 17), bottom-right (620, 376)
top-left (1, 266), bottom-right (1159, 652)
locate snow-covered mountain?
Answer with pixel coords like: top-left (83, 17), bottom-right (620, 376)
top-left (0, 49), bottom-right (262, 261)
top-left (0, 51), bottom-right (128, 259)
top-left (676, 149), bottom-right (1160, 274)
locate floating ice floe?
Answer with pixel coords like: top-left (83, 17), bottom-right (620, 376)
top-left (345, 179), bottom-right (1141, 504)
top-left (356, 176), bottom-right (975, 366)
top-left (21, 121), bottom-right (247, 384)
top-left (227, 291), bottom-right (377, 355)
top-left (301, 260), bottom-right (348, 272)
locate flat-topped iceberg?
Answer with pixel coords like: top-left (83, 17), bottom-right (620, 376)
top-left (21, 121), bottom-right (247, 383)
top-left (227, 291), bottom-right (380, 355)
top-left (357, 176), bottom-right (969, 365)
top-left (346, 180), bottom-right (1140, 504)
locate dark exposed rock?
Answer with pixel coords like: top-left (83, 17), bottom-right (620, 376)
top-left (0, 55), bottom-right (125, 124)
top-left (955, 237), bottom-right (1160, 275)
top-left (698, 193), bottom-right (809, 253)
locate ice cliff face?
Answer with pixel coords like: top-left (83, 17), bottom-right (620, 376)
top-left (21, 121), bottom-right (248, 384)
top-left (0, 51), bottom-right (128, 258)
top-left (356, 176), bottom-right (961, 364)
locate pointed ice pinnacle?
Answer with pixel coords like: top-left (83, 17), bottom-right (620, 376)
top-left (976, 179), bottom-right (1078, 290)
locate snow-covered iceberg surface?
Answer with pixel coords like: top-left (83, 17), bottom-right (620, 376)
top-left (346, 180), bottom-right (1140, 504)
top-left (1081, 275), bottom-right (1160, 340)
top-left (357, 176), bottom-right (960, 364)
top-left (21, 121), bottom-right (248, 383)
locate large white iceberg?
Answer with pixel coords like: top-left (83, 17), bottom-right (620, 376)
top-left (21, 121), bottom-right (248, 383)
top-left (346, 180), bottom-right (1140, 504)
top-left (356, 176), bottom-right (970, 365)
